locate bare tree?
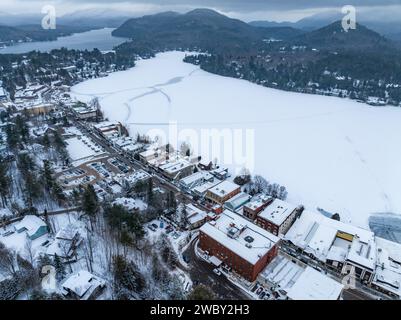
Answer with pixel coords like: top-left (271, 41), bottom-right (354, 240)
top-left (24, 238), bottom-right (35, 266)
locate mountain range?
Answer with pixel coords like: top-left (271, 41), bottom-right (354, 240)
top-left (112, 8), bottom-right (397, 53)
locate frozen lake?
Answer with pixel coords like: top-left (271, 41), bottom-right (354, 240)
top-left (0, 28), bottom-right (126, 54)
top-left (71, 51), bottom-right (401, 228)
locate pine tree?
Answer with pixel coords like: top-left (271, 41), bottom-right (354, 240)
top-left (53, 253), bottom-right (65, 281)
top-left (0, 161), bottom-right (11, 207)
top-left (82, 184), bottom-right (99, 229)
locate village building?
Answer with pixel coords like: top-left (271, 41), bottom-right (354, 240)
top-left (371, 237), bottom-right (401, 298)
top-left (93, 121), bottom-right (123, 139)
top-left (210, 167), bottom-right (230, 180)
top-left (199, 209), bottom-right (280, 282)
top-left (61, 271), bottom-right (106, 300)
top-left (242, 195), bottom-right (273, 220)
top-left (71, 104), bottom-right (97, 120)
top-left (158, 158), bottom-right (194, 180)
top-left (259, 255), bottom-right (343, 300)
top-left (205, 180), bottom-right (241, 206)
top-left (47, 224), bottom-right (82, 260)
top-left (223, 192), bottom-right (251, 212)
top-left (179, 171), bottom-right (214, 192)
top-left (184, 203), bottom-right (209, 230)
top-left (15, 215), bottom-right (48, 240)
top-left (255, 199), bottom-right (300, 236)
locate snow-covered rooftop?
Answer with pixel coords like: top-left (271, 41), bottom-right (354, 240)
top-left (258, 198), bottom-right (297, 226)
top-left (186, 203), bottom-right (208, 225)
top-left (372, 237), bottom-right (401, 297)
top-left (200, 209), bottom-right (279, 265)
top-left (207, 180), bottom-right (240, 198)
top-left (15, 215), bottom-right (47, 238)
top-left (113, 197), bottom-right (147, 211)
top-left (62, 270), bottom-right (105, 300)
top-left (286, 266), bottom-right (343, 300)
top-left (285, 210), bottom-right (374, 263)
top-left (347, 235), bottom-right (376, 271)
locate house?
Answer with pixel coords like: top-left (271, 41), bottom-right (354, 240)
top-left (198, 160), bottom-right (213, 171)
top-left (205, 180), bottom-right (241, 206)
top-left (255, 199), bottom-right (300, 236)
top-left (139, 144), bottom-right (172, 165)
top-left (242, 195), bottom-right (273, 220)
top-left (47, 224), bottom-right (82, 260)
top-left (61, 271), bottom-right (106, 300)
top-left (93, 121), bottom-right (122, 139)
top-left (15, 215), bottom-right (48, 240)
top-left (112, 197), bottom-right (147, 213)
top-left (71, 104), bottom-right (97, 120)
top-left (179, 171), bottom-right (214, 192)
top-left (158, 158), bottom-right (194, 180)
top-left (199, 209), bottom-right (280, 282)
top-left (210, 167), bottom-right (229, 180)
top-left (185, 204), bottom-right (209, 230)
top-left (224, 192), bottom-right (251, 212)
top-left (258, 255), bottom-right (343, 300)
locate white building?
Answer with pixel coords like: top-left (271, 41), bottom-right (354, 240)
top-left (61, 271), bottom-right (106, 300)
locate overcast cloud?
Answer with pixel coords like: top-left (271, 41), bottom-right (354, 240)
top-left (1, 0), bottom-right (401, 22)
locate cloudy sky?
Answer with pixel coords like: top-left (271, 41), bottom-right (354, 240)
top-left (1, 0), bottom-right (401, 22)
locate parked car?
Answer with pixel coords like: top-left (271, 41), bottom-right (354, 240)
top-left (151, 223), bottom-right (158, 229)
top-left (213, 268), bottom-right (221, 276)
top-left (148, 225), bottom-right (156, 232)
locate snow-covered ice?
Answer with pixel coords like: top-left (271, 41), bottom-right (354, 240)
top-left (71, 51), bottom-right (401, 228)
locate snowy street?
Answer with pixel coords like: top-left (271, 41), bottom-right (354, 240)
top-left (71, 51), bottom-right (401, 228)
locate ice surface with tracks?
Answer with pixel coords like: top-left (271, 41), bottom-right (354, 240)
top-left (71, 51), bottom-right (401, 228)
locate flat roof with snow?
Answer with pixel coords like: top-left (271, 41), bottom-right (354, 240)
top-left (287, 266), bottom-right (343, 300)
top-left (373, 237), bottom-right (401, 296)
top-left (258, 198), bottom-right (297, 226)
top-left (200, 209), bottom-right (279, 265)
top-left (285, 210), bottom-right (374, 263)
top-left (207, 180), bottom-right (240, 198)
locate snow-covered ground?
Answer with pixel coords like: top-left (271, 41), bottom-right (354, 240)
top-left (71, 51), bottom-right (401, 228)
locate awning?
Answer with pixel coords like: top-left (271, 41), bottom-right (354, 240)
top-left (209, 256), bottom-right (222, 267)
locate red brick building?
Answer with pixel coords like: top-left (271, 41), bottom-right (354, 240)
top-left (255, 199), bottom-right (299, 236)
top-left (205, 180), bottom-right (241, 205)
top-left (199, 209), bottom-right (280, 282)
top-left (242, 195), bottom-right (273, 220)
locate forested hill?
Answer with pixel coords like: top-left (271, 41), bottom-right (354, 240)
top-left (0, 24), bottom-right (95, 43)
top-left (113, 9), bottom-right (401, 106)
top-left (112, 8), bottom-right (304, 54)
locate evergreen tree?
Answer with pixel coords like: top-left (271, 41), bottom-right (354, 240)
top-left (53, 253), bottom-right (65, 281)
top-left (0, 161), bottom-right (11, 207)
top-left (82, 184), bottom-right (99, 229)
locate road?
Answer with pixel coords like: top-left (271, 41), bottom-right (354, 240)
top-left (183, 237), bottom-right (250, 300)
top-left (343, 289), bottom-right (374, 300)
top-left (73, 118), bottom-right (388, 301)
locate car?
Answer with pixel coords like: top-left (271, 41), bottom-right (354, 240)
top-left (151, 223), bottom-right (158, 229)
top-left (256, 287), bottom-right (263, 295)
top-left (147, 225), bottom-right (156, 232)
top-left (213, 268), bottom-right (221, 276)
top-left (259, 291), bottom-right (267, 299)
